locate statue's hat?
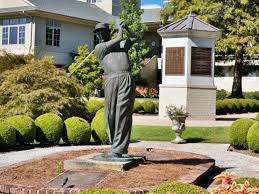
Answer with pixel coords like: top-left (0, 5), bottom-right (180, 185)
top-left (94, 23), bottom-right (109, 33)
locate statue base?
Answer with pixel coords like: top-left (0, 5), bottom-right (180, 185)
top-left (64, 153), bottom-right (146, 171)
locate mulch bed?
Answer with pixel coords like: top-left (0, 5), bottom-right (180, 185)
top-left (0, 147), bottom-right (213, 190)
top-left (228, 145), bottom-right (259, 158)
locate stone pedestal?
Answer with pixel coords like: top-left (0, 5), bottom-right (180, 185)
top-left (64, 153), bottom-right (145, 171)
top-left (159, 85), bottom-right (216, 120)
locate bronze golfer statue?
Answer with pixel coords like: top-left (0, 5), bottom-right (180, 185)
top-left (94, 22), bottom-right (137, 160)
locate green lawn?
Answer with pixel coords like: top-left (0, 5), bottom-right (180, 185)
top-left (131, 125), bottom-right (230, 143)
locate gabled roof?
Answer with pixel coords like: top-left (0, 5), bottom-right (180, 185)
top-left (158, 14), bottom-right (219, 32)
top-left (0, 0), bottom-right (117, 23)
top-left (141, 8), bottom-right (162, 23)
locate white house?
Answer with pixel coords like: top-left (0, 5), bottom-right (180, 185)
top-left (0, 0), bottom-right (118, 65)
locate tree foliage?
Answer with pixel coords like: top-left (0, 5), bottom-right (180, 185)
top-left (69, 45), bottom-right (103, 98)
top-left (0, 57), bottom-right (86, 119)
top-left (161, 0), bottom-right (259, 98)
top-left (118, 0), bottom-right (149, 82)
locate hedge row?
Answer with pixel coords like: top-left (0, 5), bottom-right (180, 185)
top-left (229, 116), bottom-right (259, 152)
top-left (0, 113), bottom-right (97, 148)
top-left (134, 100), bottom-right (158, 114)
top-left (216, 90), bottom-right (259, 101)
top-left (216, 99), bottom-right (259, 115)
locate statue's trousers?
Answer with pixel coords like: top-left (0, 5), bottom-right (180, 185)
top-left (104, 71), bottom-right (135, 154)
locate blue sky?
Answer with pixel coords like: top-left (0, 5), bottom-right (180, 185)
top-left (141, 0), bottom-right (164, 9)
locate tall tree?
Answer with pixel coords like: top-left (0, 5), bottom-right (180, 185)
top-left (69, 45), bottom-right (103, 99)
top-left (161, 0), bottom-right (259, 98)
top-left (119, 0), bottom-right (149, 83)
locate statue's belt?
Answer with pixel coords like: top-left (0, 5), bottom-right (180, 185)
top-left (103, 71), bottom-right (131, 80)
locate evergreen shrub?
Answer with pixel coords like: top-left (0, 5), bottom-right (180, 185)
top-left (247, 122), bottom-right (259, 152)
top-left (35, 113), bottom-right (63, 145)
top-left (141, 100), bottom-right (156, 113)
top-left (86, 99), bottom-right (104, 120)
top-left (80, 188), bottom-right (126, 194)
top-left (64, 117), bottom-right (91, 145)
top-left (91, 109), bottom-right (109, 144)
top-left (216, 99), bottom-right (259, 115)
top-left (150, 181), bottom-right (209, 194)
top-left (0, 119), bottom-right (16, 148)
top-left (7, 115), bottom-right (36, 144)
top-left (133, 100), bottom-right (143, 113)
top-left (229, 118), bottom-right (255, 149)
top-left (216, 89), bottom-right (228, 100)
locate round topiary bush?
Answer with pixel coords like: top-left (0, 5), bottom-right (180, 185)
top-left (256, 113), bottom-right (259, 121)
top-left (91, 109), bottom-right (109, 144)
top-left (0, 119), bottom-right (16, 148)
top-left (133, 100), bottom-right (143, 113)
top-left (7, 115), bottom-right (36, 144)
top-left (35, 113), bottom-right (63, 145)
top-left (229, 118), bottom-right (255, 149)
top-left (247, 122), bottom-right (259, 152)
top-left (64, 117), bottom-right (91, 145)
top-left (150, 181), bottom-right (209, 194)
top-left (86, 99), bottom-right (104, 120)
top-left (142, 100), bottom-right (156, 114)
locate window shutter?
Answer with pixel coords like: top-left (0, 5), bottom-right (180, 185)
top-left (191, 47), bottom-right (212, 76)
top-left (165, 47), bottom-right (185, 75)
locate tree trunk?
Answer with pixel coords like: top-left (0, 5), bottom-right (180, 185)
top-left (231, 50), bottom-right (244, 98)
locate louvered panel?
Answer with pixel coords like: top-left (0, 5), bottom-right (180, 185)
top-left (165, 47), bottom-right (185, 75)
top-left (191, 47), bottom-right (212, 76)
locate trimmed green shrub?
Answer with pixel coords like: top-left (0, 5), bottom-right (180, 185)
top-left (0, 119), bottom-right (16, 148)
top-left (7, 115), bottom-right (36, 144)
top-left (216, 99), bottom-right (259, 115)
top-left (142, 100), bottom-right (156, 114)
top-left (256, 113), bottom-right (259, 121)
top-left (80, 188), bottom-right (126, 194)
top-left (96, 107), bottom-right (105, 115)
top-left (244, 91), bottom-right (259, 100)
top-left (133, 100), bottom-right (143, 113)
top-left (91, 109), bottom-right (109, 144)
top-left (229, 118), bottom-right (255, 149)
top-left (86, 99), bottom-right (104, 120)
top-left (235, 177), bottom-right (259, 186)
top-left (64, 117), bottom-right (91, 145)
top-left (247, 122), bottom-right (259, 152)
top-left (216, 89), bottom-right (228, 100)
top-left (216, 100), bottom-right (225, 114)
top-left (149, 181), bottom-right (209, 194)
top-left (35, 113), bottom-right (63, 145)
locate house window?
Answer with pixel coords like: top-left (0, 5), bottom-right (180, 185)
top-left (86, 0), bottom-right (96, 3)
top-left (191, 47), bottom-right (212, 76)
top-left (2, 27), bottom-right (8, 45)
top-left (1, 18), bottom-right (26, 45)
top-left (19, 26), bottom-right (25, 44)
top-left (46, 20), bottom-right (61, 46)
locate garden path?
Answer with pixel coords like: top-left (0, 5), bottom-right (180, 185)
top-left (1, 142), bottom-right (258, 179)
top-left (133, 112), bottom-right (257, 127)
